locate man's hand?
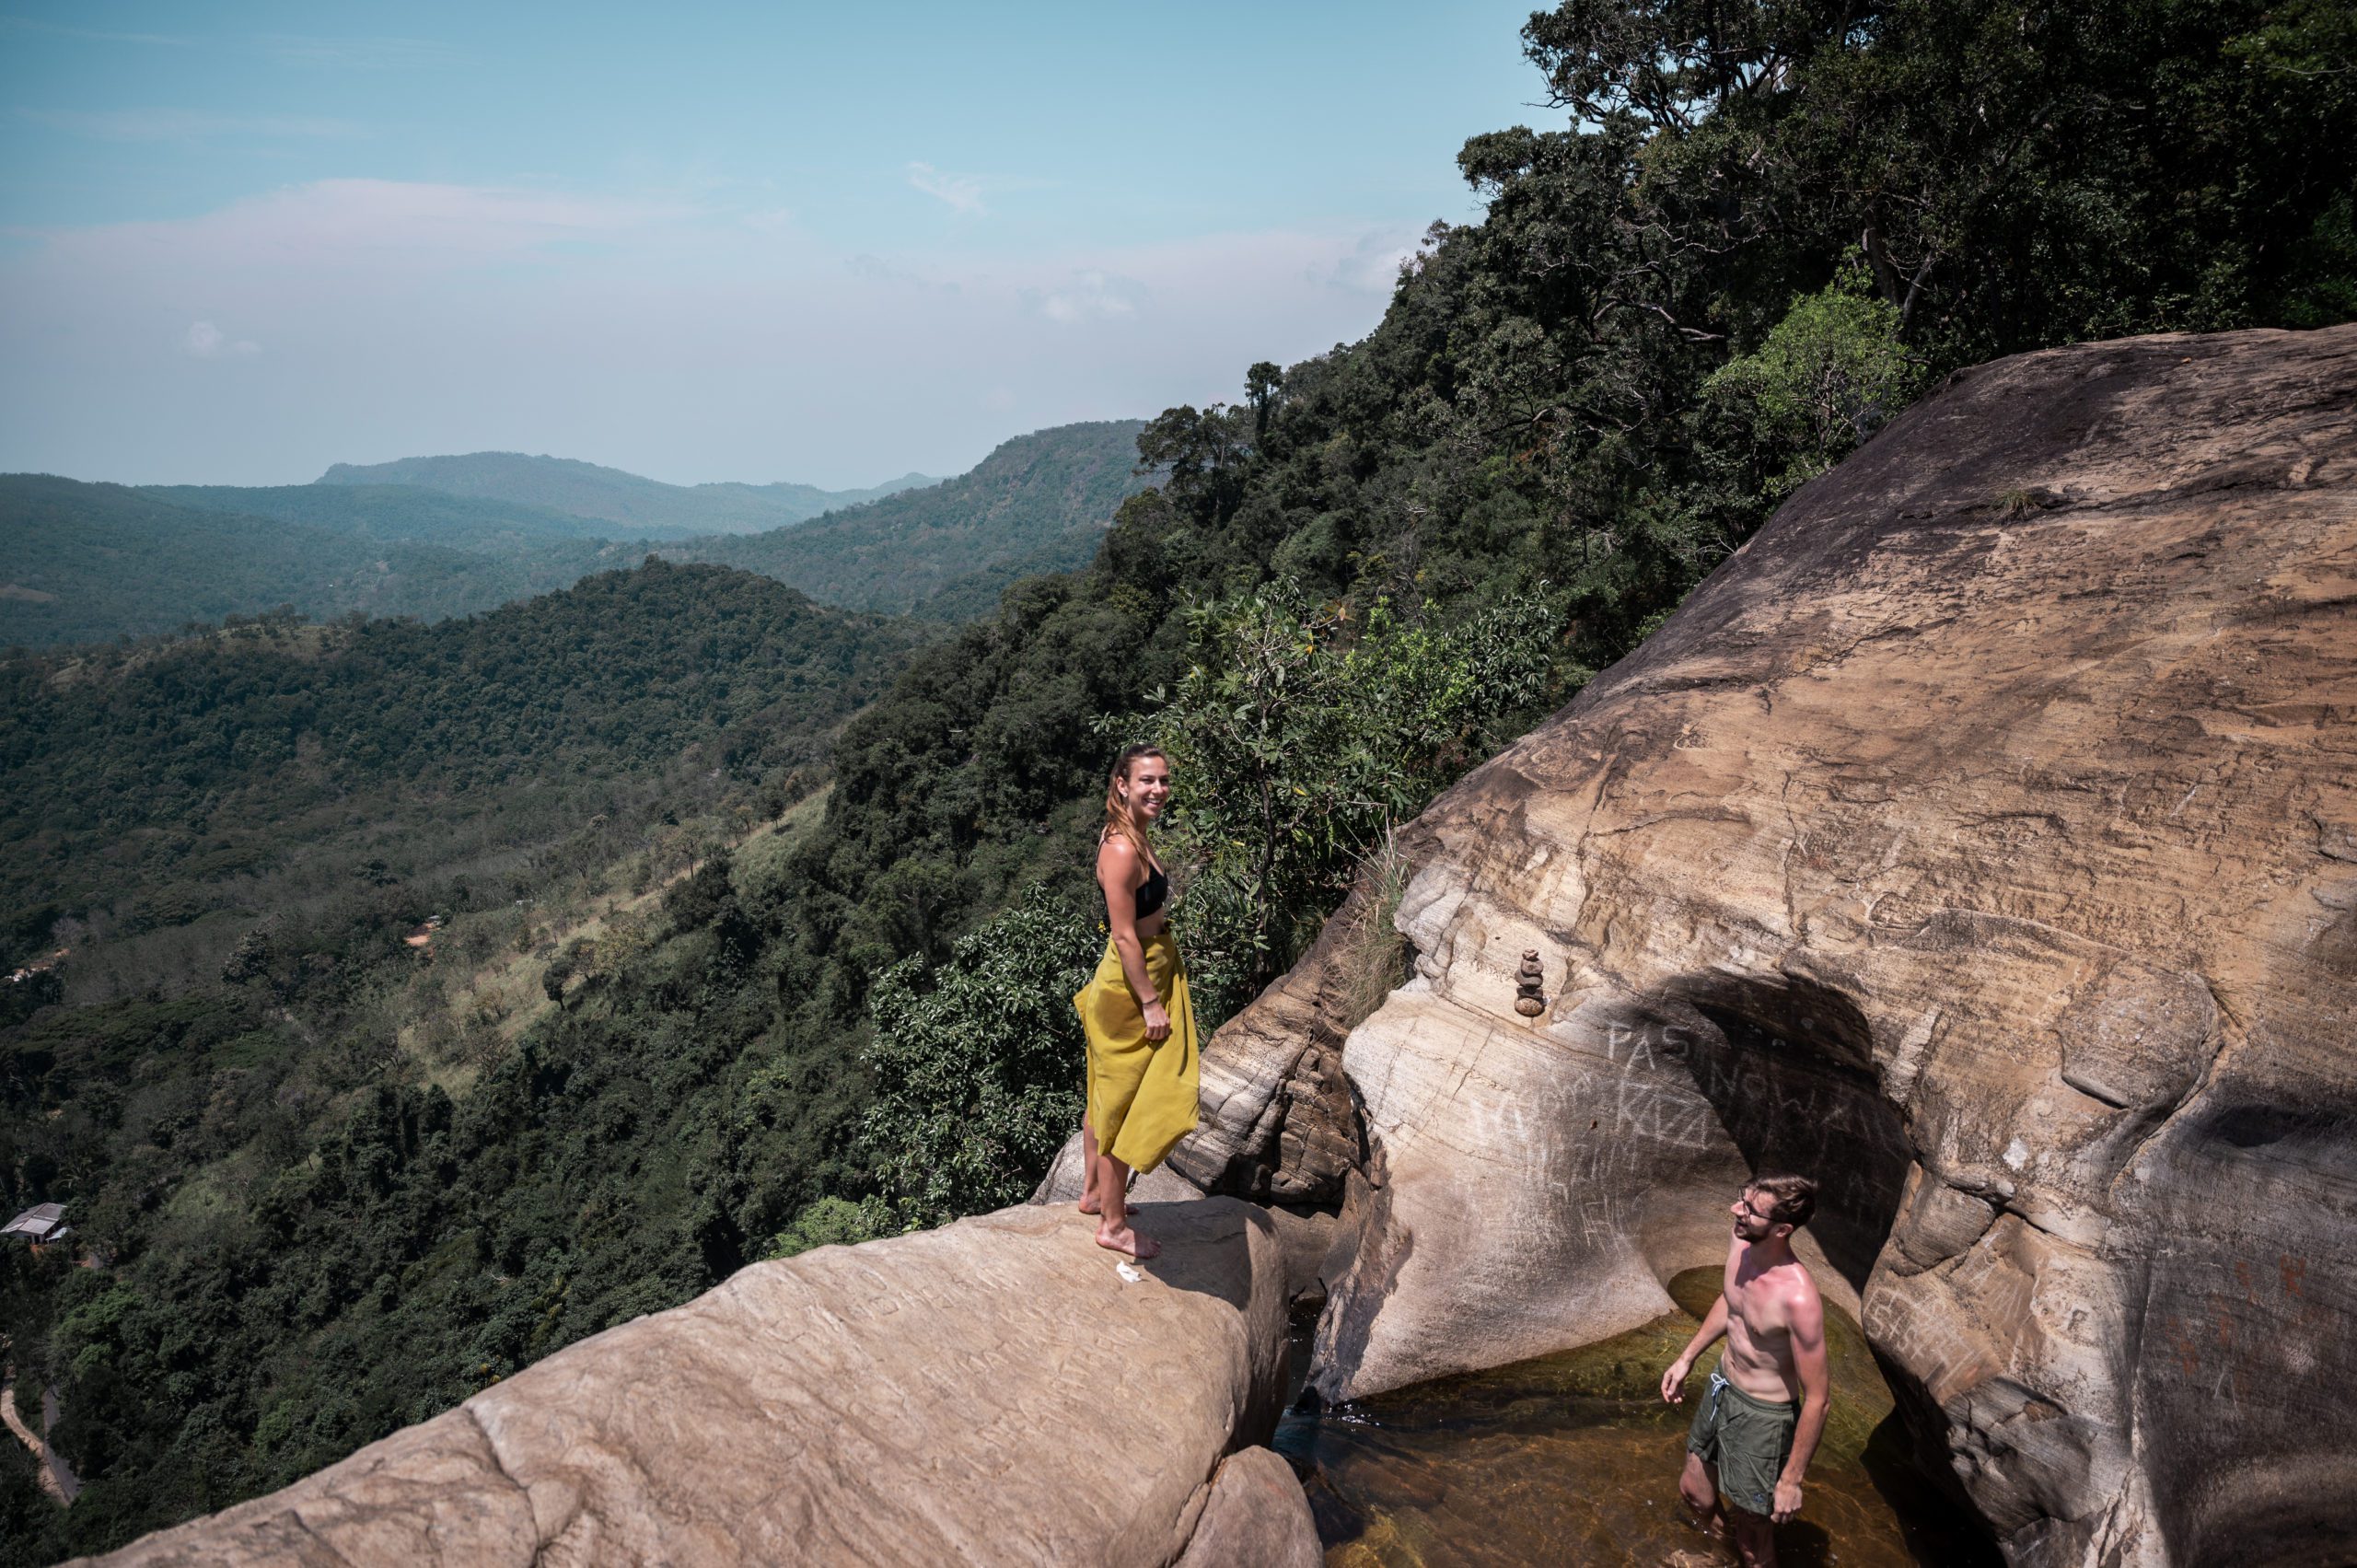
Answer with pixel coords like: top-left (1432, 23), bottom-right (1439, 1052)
top-left (1660, 1357), bottom-right (1691, 1404)
top-left (1771, 1477), bottom-right (1803, 1523)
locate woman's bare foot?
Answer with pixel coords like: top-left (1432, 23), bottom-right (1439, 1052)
top-left (1095, 1224), bottom-right (1160, 1260)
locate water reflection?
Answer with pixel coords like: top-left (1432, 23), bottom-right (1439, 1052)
top-left (1275, 1269), bottom-right (1997, 1567)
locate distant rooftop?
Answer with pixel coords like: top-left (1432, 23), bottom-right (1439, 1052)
top-left (3, 1202), bottom-right (67, 1241)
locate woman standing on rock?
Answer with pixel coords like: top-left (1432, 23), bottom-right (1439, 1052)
top-left (1073, 743), bottom-right (1200, 1259)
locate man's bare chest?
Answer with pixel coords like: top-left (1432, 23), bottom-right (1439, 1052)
top-left (1724, 1278), bottom-right (1794, 1346)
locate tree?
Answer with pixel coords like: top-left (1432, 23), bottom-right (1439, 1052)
top-left (540, 938), bottom-right (594, 1007)
top-left (1141, 587), bottom-right (1560, 1015)
top-left (761, 1195), bottom-right (891, 1260)
top-left (1245, 362), bottom-right (1285, 439)
top-left (1701, 263), bottom-right (1921, 500)
top-left (1133, 402), bottom-right (1253, 528)
top-left (858, 885), bottom-right (1100, 1228)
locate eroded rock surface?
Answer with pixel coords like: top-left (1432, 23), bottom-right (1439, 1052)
top-left (1200, 327), bottom-right (2357, 1567)
top-left (1167, 874), bottom-right (1386, 1202)
top-left (83, 1199), bottom-right (1295, 1567)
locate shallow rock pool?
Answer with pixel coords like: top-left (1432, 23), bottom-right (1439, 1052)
top-left (1274, 1269), bottom-right (1999, 1567)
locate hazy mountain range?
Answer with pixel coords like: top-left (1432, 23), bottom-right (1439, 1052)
top-left (148, 480), bottom-right (660, 543)
top-left (319, 451), bottom-right (938, 536)
top-left (0, 476), bottom-right (637, 646)
top-left (2, 424), bottom-right (1146, 647)
top-left (657, 420), bottom-right (1155, 616)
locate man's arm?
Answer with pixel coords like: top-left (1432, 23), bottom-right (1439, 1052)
top-left (1660, 1294), bottom-right (1729, 1403)
top-left (1772, 1286), bottom-right (1829, 1523)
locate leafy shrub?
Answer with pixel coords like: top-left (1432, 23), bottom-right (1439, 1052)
top-left (859, 885), bottom-right (1099, 1227)
top-left (1140, 587), bottom-right (1557, 1016)
top-left (1702, 266), bottom-right (1920, 499)
top-left (761, 1196), bottom-right (893, 1260)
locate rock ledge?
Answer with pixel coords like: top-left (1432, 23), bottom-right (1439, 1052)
top-left (85, 1198), bottom-right (1295, 1567)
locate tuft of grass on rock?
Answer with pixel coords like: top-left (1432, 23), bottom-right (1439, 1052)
top-left (1331, 831), bottom-right (1415, 1037)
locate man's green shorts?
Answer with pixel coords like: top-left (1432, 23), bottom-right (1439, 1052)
top-left (1686, 1368), bottom-right (1797, 1516)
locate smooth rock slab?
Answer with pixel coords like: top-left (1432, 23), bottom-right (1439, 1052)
top-left (84, 1199), bottom-right (1293, 1567)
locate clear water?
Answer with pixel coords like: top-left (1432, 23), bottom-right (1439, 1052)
top-left (1274, 1269), bottom-right (2000, 1567)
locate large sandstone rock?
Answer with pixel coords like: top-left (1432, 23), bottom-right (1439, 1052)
top-left (83, 1199), bottom-right (1300, 1567)
top-left (1169, 1446), bottom-right (1322, 1568)
top-left (1201, 327), bottom-right (2357, 1567)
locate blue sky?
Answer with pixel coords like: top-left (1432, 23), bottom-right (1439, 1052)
top-left (1, 2), bottom-right (1551, 487)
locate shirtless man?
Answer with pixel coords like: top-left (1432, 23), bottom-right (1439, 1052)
top-left (1660, 1173), bottom-right (1829, 1568)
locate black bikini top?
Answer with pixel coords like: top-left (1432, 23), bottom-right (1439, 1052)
top-left (1135, 863), bottom-right (1168, 920)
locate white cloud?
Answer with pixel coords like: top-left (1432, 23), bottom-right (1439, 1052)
top-left (1311, 224), bottom-right (1432, 295)
top-left (1027, 269), bottom-right (1147, 324)
top-left (35, 180), bottom-right (699, 273)
top-left (19, 107), bottom-right (366, 142)
top-left (906, 161), bottom-right (987, 216)
top-left (740, 207), bottom-right (796, 234)
top-left (182, 322), bottom-right (260, 358)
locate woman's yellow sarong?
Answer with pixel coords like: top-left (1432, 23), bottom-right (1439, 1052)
top-left (1075, 931), bottom-right (1200, 1172)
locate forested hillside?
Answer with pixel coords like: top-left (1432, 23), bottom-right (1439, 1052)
top-left (319, 451), bottom-right (936, 535)
top-left (6, 426), bottom-right (1134, 648)
top-left (659, 420), bottom-right (1154, 614)
top-left (0, 477), bottom-right (649, 647)
top-left (5, 2), bottom-right (2351, 1559)
top-left (145, 482), bottom-right (682, 545)
top-left (0, 560), bottom-right (916, 972)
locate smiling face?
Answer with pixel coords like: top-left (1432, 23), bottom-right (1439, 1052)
top-left (1121, 753), bottom-right (1172, 823)
top-left (1730, 1186), bottom-right (1783, 1243)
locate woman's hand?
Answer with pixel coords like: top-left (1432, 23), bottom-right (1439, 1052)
top-left (1142, 1000), bottom-right (1171, 1041)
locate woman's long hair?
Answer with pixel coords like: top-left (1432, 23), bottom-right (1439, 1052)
top-left (1101, 744), bottom-right (1167, 859)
